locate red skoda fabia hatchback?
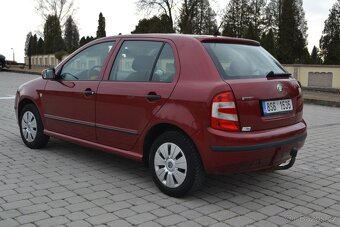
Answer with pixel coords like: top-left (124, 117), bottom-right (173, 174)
top-left (15, 34), bottom-right (307, 197)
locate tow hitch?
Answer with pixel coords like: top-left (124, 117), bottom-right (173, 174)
top-left (273, 149), bottom-right (298, 170)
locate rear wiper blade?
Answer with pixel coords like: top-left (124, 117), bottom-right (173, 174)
top-left (266, 71), bottom-right (292, 78)
top-left (266, 71), bottom-right (275, 77)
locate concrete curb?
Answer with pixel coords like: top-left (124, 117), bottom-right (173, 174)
top-left (304, 98), bottom-right (340, 108)
top-left (2, 69), bottom-right (41, 76)
top-left (302, 87), bottom-right (340, 94)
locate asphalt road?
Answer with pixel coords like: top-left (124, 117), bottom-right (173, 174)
top-left (1, 72), bottom-right (340, 227)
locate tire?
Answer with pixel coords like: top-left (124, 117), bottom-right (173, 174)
top-left (149, 131), bottom-right (205, 197)
top-left (19, 104), bottom-right (49, 149)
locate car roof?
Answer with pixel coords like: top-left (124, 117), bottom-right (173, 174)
top-left (97, 34), bottom-right (260, 46)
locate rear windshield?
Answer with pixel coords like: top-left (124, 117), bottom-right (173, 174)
top-left (203, 43), bottom-right (287, 79)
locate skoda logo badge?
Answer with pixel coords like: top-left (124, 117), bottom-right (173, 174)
top-left (277, 84), bottom-right (283, 93)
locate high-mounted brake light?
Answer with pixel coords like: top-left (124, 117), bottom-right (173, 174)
top-left (211, 92), bottom-right (240, 131)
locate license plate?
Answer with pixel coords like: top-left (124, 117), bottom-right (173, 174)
top-left (262, 99), bottom-right (293, 115)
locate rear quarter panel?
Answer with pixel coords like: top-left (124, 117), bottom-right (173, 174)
top-left (155, 37), bottom-right (223, 134)
top-left (142, 37), bottom-right (232, 166)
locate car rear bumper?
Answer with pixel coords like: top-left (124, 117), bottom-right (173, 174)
top-left (195, 121), bottom-right (307, 174)
top-left (211, 133), bottom-right (306, 152)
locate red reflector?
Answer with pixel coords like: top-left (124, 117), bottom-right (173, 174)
top-left (211, 118), bottom-right (240, 131)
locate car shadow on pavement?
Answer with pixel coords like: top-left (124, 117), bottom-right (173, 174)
top-left (42, 138), bottom-right (295, 199)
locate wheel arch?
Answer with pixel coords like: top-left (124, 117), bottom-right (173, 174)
top-left (17, 98), bottom-right (46, 128)
top-left (18, 98), bottom-right (37, 118)
top-left (142, 123), bottom-right (203, 169)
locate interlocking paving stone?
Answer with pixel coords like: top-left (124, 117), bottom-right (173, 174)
top-left (85, 213), bottom-right (118, 225)
top-left (66, 220), bottom-right (92, 227)
top-left (0, 218), bottom-right (19, 227)
top-left (107, 219), bottom-right (132, 227)
top-left (225, 216), bottom-right (255, 227)
top-left (178, 220), bottom-right (204, 227)
top-left (126, 212), bottom-right (156, 225)
top-left (34, 216), bottom-right (70, 226)
top-left (156, 214), bottom-right (187, 226)
top-left (15, 211), bottom-right (50, 225)
top-left (1, 72), bottom-right (340, 226)
top-left (0, 209), bottom-right (22, 219)
top-left (65, 211), bottom-right (89, 221)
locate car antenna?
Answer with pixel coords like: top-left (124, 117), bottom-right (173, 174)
top-left (214, 20), bottom-right (224, 37)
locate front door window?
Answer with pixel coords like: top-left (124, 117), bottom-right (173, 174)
top-left (60, 42), bottom-right (114, 81)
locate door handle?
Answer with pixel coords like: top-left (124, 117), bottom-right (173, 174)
top-left (84, 88), bottom-right (95, 96)
top-left (145, 93), bottom-right (161, 101)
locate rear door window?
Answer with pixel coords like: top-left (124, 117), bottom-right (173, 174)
top-left (203, 43), bottom-right (287, 79)
top-left (109, 41), bottom-right (163, 81)
top-left (109, 41), bottom-right (176, 82)
top-left (152, 43), bottom-right (176, 83)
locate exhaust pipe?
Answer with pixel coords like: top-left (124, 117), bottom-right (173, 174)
top-left (273, 149), bottom-right (298, 170)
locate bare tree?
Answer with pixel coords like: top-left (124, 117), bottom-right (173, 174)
top-left (35, 0), bottom-right (76, 25)
top-left (136, 0), bottom-right (178, 31)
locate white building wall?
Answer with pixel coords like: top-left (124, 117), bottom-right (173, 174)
top-left (24, 54), bottom-right (68, 67)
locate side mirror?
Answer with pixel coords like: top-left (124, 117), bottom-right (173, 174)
top-left (42, 68), bottom-right (56, 80)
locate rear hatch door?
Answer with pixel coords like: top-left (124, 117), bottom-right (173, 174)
top-left (227, 77), bottom-right (303, 131)
top-left (202, 41), bottom-right (303, 132)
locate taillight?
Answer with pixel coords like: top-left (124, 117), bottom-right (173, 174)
top-left (297, 81), bottom-right (302, 94)
top-left (211, 92), bottom-right (240, 131)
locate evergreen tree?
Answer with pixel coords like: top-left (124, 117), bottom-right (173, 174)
top-left (245, 22), bottom-right (257, 40)
top-left (310, 46), bottom-right (322, 64)
top-left (294, 0), bottom-right (309, 64)
top-left (277, 0), bottom-right (308, 64)
top-left (30, 35), bottom-right (38, 55)
top-left (79, 36), bottom-right (87, 47)
top-left (79, 37), bottom-right (86, 47)
top-left (198, 0), bottom-right (217, 35)
top-left (178, 0), bottom-right (199, 34)
top-left (44, 14), bottom-right (64, 54)
top-left (264, 0), bottom-right (281, 37)
top-left (295, 0), bottom-right (308, 42)
top-left (178, 0), bottom-right (217, 35)
top-left (96, 12), bottom-right (106, 38)
top-left (262, 0), bottom-right (281, 57)
top-left (79, 36), bottom-right (95, 47)
top-left (132, 14), bottom-right (173, 33)
top-left (24, 32), bottom-right (32, 69)
top-left (222, 0), bottom-right (251, 38)
top-left (320, 0), bottom-right (340, 65)
top-left (261, 29), bottom-right (277, 57)
top-left (25, 32), bottom-right (32, 57)
top-left (247, 0), bottom-right (266, 40)
top-left (64, 16), bottom-right (79, 52)
top-left (37, 38), bottom-right (45, 55)
top-left (277, 0), bottom-right (294, 63)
